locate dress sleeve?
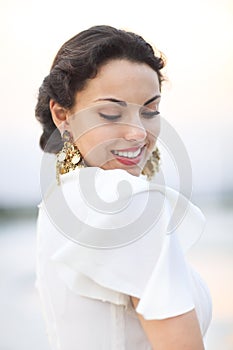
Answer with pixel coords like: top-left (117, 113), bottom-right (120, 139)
top-left (39, 167), bottom-right (206, 322)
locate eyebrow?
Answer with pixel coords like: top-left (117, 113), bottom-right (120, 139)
top-left (144, 95), bottom-right (161, 106)
top-left (95, 95), bottom-right (161, 107)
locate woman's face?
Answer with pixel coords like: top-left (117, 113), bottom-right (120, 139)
top-left (67, 59), bottom-right (161, 177)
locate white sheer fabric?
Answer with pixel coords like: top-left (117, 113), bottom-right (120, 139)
top-left (35, 167), bottom-right (212, 350)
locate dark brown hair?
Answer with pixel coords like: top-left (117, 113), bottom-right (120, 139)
top-left (35, 25), bottom-right (166, 153)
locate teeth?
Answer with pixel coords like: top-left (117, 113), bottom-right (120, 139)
top-left (112, 148), bottom-right (142, 158)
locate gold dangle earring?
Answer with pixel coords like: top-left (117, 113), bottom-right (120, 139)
top-left (141, 146), bottom-right (160, 181)
top-left (56, 130), bottom-right (85, 185)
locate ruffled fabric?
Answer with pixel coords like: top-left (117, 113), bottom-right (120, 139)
top-left (38, 166), bottom-right (211, 334)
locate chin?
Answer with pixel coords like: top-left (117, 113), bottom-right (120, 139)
top-left (123, 167), bottom-right (142, 177)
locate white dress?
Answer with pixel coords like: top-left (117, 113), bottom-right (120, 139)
top-left (35, 166), bottom-right (212, 350)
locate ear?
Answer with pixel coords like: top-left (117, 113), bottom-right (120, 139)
top-left (49, 99), bottom-right (70, 133)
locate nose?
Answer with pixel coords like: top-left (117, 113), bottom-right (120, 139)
top-left (123, 118), bottom-right (147, 142)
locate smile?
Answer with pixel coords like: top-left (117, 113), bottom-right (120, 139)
top-left (111, 145), bottom-right (146, 166)
top-left (111, 147), bottom-right (142, 159)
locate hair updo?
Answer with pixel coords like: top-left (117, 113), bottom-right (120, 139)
top-left (35, 25), bottom-right (166, 153)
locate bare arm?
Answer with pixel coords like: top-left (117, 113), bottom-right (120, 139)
top-left (130, 296), bottom-right (205, 350)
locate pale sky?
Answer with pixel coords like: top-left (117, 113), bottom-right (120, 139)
top-left (0, 0), bottom-right (232, 206)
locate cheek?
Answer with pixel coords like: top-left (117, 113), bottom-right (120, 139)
top-left (147, 134), bottom-right (156, 153)
top-left (76, 131), bottom-right (100, 155)
top-left (144, 120), bottom-right (160, 149)
top-left (75, 125), bottom-right (116, 155)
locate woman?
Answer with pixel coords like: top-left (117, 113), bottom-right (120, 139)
top-left (35, 25), bottom-right (212, 349)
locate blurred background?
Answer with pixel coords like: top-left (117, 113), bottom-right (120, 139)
top-left (0, 0), bottom-right (232, 349)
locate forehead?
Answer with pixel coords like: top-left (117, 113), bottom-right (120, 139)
top-left (75, 59), bottom-right (160, 108)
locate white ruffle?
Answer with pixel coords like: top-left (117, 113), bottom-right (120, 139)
top-left (38, 166), bottom-right (210, 329)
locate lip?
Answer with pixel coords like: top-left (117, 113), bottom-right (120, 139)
top-left (111, 144), bottom-right (146, 152)
top-left (111, 145), bottom-right (146, 166)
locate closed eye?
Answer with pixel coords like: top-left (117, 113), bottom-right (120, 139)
top-left (99, 112), bottom-right (121, 120)
top-left (141, 110), bottom-right (160, 118)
